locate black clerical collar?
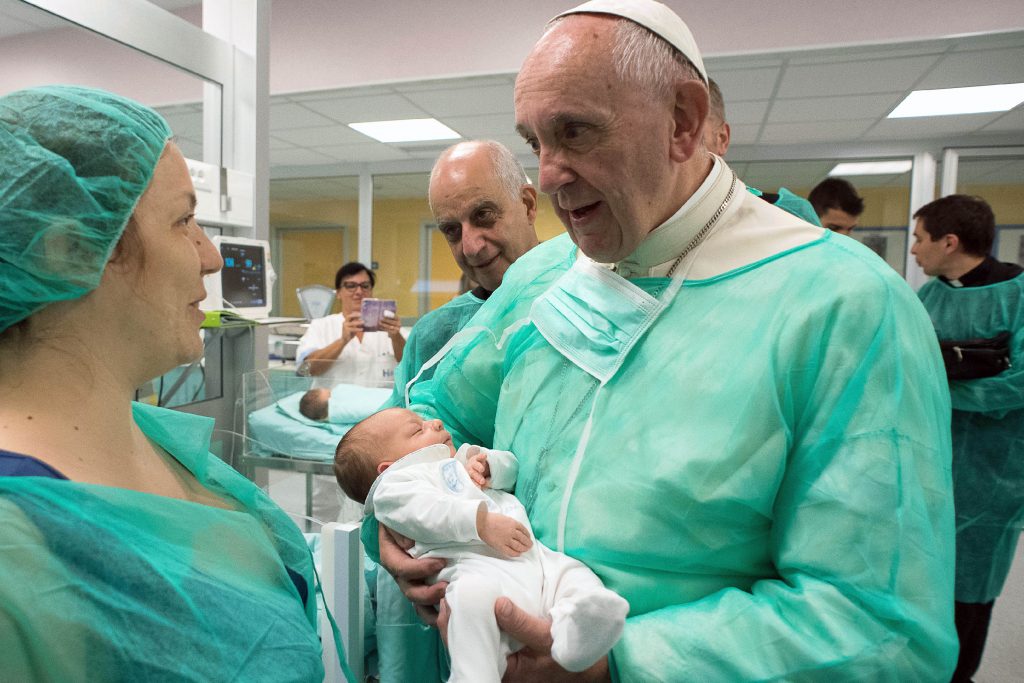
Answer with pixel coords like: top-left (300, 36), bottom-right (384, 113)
top-left (940, 256), bottom-right (1023, 288)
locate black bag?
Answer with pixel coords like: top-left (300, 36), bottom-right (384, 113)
top-left (939, 331), bottom-right (1012, 380)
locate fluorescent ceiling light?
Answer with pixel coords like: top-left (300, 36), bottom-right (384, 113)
top-left (348, 118), bottom-right (460, 143)
top-left (830, 161), bottom-right (913, 176)
top-left (888, 83), bottom-right (1024, 118)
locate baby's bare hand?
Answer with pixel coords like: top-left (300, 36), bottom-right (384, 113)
top-left (478, 510), bottom-right (532, 558)
top-left (466, 452), bottom-right (491, 488)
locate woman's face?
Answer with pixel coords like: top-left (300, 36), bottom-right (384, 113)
top-left (106, 145), bottom-right (222, 375)
top-left (337, 270), bottom-right (373, 316)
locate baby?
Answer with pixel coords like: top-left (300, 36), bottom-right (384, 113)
top-left (298, 387), bottom-right (331, 421)
top-left (334, 408), bottom-right (629, 683)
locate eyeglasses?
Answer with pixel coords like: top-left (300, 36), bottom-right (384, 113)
top-left (340, 282), bottom-right (373, 291)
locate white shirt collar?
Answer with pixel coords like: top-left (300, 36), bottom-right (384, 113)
top-left (614, 155), bottom-right (732, 278)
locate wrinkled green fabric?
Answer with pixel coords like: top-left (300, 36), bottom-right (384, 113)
top-left (373, 569), bottom-right (450, 683)
top-left (0, 85), bottom-right (171, 332)
top-left (381, 290), bottom-right (485, 410)
top-left (747, 185), bottom-right (821, 227)
top-left (918, 274), bottom-right (1024, 603)
top-left (0, 403), bottom-right (327, 682)
top-left (412, 229), bottom-right (957, 681)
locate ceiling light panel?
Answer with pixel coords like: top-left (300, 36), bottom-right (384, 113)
top-left (349, 118), bottom-right (461, 143)
top-left (830, 160), bottom-right (913, 176)
top-left (888, 83), bottom-right (1024, 118)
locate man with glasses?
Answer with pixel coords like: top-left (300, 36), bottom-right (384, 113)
top-left (297, 261), bottom-right (405, 384)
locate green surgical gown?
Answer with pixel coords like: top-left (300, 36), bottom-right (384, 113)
top-left (381, 289), bottom-right (485, 410)
top-left (747, 185), bottom-right (822, 227)
top-left (412, 231), bottom-right (957, 681)
top-left (919, 274), bottom-right (1024, 603)
top-left (0, 403), bottom-right (327, 682)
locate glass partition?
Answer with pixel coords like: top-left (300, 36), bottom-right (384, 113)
top-left (0, 0), bottom-right (206, 158)
top-left (954, 153), bottom-right (1024, 266)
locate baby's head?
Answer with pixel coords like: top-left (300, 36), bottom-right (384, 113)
top-left (299, 388), bottom-right (331, 421)
top-left (334, 408), bottom-right (455, 503)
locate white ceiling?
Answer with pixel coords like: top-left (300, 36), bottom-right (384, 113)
top-left (250, 29), bottom-right (1024, 200)
top-left (2, 1), bottom-right (1021, 199)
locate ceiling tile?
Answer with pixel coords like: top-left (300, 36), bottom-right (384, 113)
top-left (486, 132), bottom-right (534, 154)
top-left (863, 113), bottom-right (1005, 140)
top-left (401, 84), bottom-right (515, 118)
top-left (978, 108), bottom-right (1024, 133)
top-left (394, 75), bottom-right (514, 93)
top-left (706, 67), bottom-right (780, 101)
top-left (759, 119), bottom-right (875, 144)
top-left (917, 47), bottom-right (1024, 89)
top-left (725, 123), bottom-right (760, 145)
top-left (289, 84), bottom-right (398, 102)
top-left (776, 56), bottom-right (939, 98)
top-left (768, 93), bottom-right (903, 123)
top-left (269, 102), bottom-right (337, 130)
top-left (269, 135), bottom-right (297, 150)
top-left (722, 100), bottom-right (769, 125)
top-left (270, 147), bottom-right (337, 166)
top-left (316, 143), bottom-right (412, 163)
top-left (301, 94), bottom-right (428, 124)
top-left (787, 41), bottom-right (946, 65)
top-left (706, 54), bottom-right (785, 71)
top-left (274, 125), bottom-right (369, 146)
top-left (441, 112), bottom-right (518, 138)
top-left (951, 32), bottom-right (1024, 52)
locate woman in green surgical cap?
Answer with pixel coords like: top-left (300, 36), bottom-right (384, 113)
top-left (0, 86), bottom-right (341, 681)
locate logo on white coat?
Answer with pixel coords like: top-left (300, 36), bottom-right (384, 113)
top-left (441, 460), bottom-right (464, 493)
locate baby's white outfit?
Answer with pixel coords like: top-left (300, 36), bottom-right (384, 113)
top-left (366, 443), bottom-right (628, 683)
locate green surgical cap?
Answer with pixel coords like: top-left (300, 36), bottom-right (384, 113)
top-left (0, 85), bottom-right (172, 332)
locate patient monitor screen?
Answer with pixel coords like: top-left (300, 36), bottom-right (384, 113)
top-left (220, 242), bottom-right (267, 307)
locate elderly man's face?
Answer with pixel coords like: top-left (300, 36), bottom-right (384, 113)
top-left (430, 145), bottom-right (538, 292)
top-left (515, 16), bottom-right (680, 263)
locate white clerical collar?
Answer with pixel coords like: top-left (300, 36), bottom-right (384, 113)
top-left (614, 155), bottom-right (729, 278)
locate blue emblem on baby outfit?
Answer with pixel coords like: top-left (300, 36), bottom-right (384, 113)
top-left (441, 460), bottom-right (464, 493)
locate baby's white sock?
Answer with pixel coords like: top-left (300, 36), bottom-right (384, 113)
top-left (548, 590), bottom-right (629, 672)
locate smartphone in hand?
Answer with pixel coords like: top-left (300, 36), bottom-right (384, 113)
top-left (361, 298), bottom-right (397, 332)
